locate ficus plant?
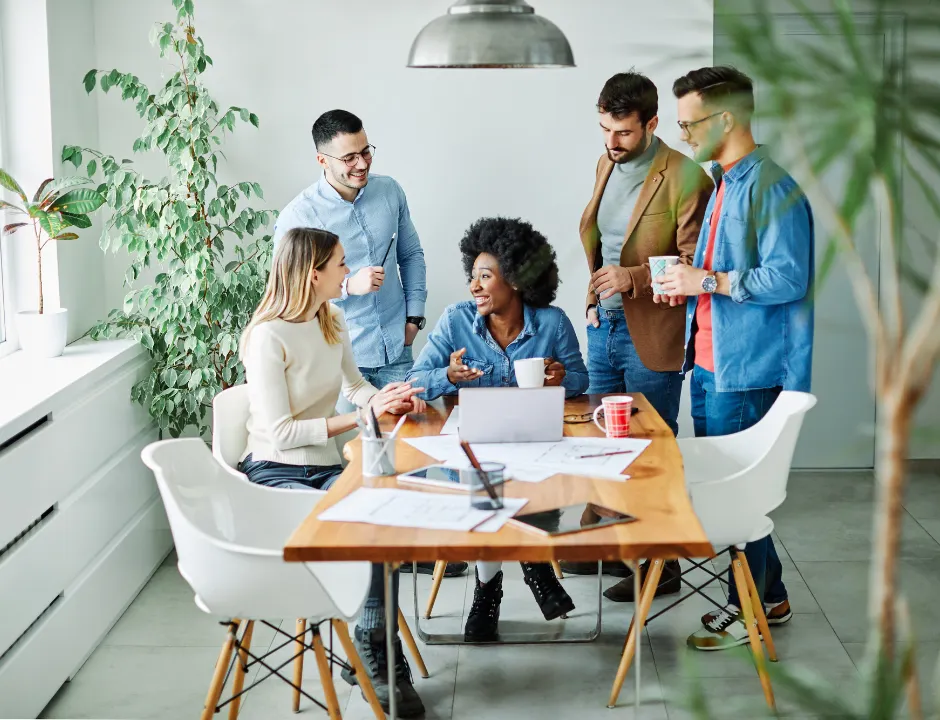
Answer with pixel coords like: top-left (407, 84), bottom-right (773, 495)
top-left (0, 169), bottom-right (104, 313)
top-left (63, 0), bottom-right (274, 438)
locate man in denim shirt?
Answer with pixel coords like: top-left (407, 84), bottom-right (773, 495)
top-left (660, 67), bottom-right (814, 651)
top-left (273, 110), bottom-right (428, 390)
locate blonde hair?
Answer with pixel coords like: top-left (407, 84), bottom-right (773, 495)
top-left (240, 227), bottom-right (343, 358)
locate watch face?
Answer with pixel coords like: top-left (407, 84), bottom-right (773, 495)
top-left (702, 275), bottom-right (718, 293)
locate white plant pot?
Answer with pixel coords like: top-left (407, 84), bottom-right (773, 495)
top-left (15, 308), bottom-right (69, 358)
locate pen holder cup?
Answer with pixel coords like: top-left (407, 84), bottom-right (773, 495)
top-left (461, 462), bottom-right (506, 511)
top-left (362, 436), bottom-right (396, 478)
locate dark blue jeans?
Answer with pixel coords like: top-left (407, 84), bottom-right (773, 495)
top-left (690, 365), bottom-right (787, 606)
top-left (587, 307), bottom-right (683, 435)
top-left (239, 455), bottom-right (398, 634)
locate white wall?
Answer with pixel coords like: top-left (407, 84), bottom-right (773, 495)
top-left (88, 0), bottom-right (713, 429)
top-left (47, 0), bottom-right (107, 343)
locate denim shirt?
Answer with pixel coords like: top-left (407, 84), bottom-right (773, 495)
top-left (273, 174), bottom-right (427, 368)
top-left (408, 301), bottom-right (589, 400)
top-left (683, 146), bottom-right (815, 392)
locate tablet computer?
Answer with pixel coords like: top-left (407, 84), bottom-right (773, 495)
top-left (509, 503), bottom-right (637, 536)
top-left (397, 464), bottom-right (508, 491)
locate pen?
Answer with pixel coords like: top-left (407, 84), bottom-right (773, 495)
top-left (380, 232), bottom-right (397, 267)
top-left (459, 440), bottom-right (500, 503)
top-left (576, 449), bottom-right (635, 460)
top-left (369, 406), bottom-right (382, 439)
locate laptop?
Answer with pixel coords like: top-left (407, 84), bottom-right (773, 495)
top-left (457, 386), bottom-right (565, 443)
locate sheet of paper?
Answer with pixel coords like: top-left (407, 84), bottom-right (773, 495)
top-left (473, 497), bottom-right (530, 533)
top-left (531, 437), bottom-right (651, 479)
top-left (318, 487), bottom-right (495, 531)
top-left (439, 407), bottom-right (460, 435)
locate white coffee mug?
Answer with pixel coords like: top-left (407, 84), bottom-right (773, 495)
top-left (514, 357), bottom-right (549, 388)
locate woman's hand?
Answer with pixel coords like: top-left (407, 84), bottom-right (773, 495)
top-left (446, 348), bottom-right (484, 385)
top-left (544, 357), bottom-right (566, 387)
top-left (370, 382), bottom-right (426, 417)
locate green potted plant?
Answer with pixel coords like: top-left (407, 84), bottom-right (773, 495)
top-left (63, 0), bottom-right (273, 437)
top-left (0, 169), bottom-right (104, 357)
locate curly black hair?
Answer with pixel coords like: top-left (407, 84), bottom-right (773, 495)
top-left (459, 217), bottom-right (560, 308)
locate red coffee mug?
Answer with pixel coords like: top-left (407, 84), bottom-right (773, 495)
top-left (593, 396), bottom-right (633, 438)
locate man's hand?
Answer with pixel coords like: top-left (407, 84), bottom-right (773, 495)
top-left (586, 305), bottom-right (600, 328)
top-left (658, 264), bottom-right (708, 297)
top-left (446, 348), bottom-right (484, 385)
top-left (591, 265), bottom-right (632, 300)
top-left (544, 358), bottom-right (566, 387)
top-left (653, 293), bottom-right (688, 307)
top-left (347, 266), bottom-right (385, 296)
top-left (404, 322), bottom-right (419, 347)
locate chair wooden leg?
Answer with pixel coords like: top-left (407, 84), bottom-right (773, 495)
top-left (732, 557), bottom-right (775, 710)
top-left (551, 560), bottom-right (564, 579)
top-left (228, 620), bottom-right (254, 720)
top-left (202, 619), bottom-right (239, 720)
top-left (292, 619), bottom-right (306, 713)
top-left (332, 619), bottom-right (385, 720)
top-left (737, 550), bottom-right (777, 662)
top-left (312, 626), bottom-right (342, 719)
top-left (608, 559), bottom-right (664, 708)
top-left (398, 607), bottom-right (430, 678)
top-left (424, 560), bottom-right (447, 619)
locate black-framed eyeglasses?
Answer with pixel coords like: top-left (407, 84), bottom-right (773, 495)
top-left (320, 144), bottom-right (376, 167)
top-left (677, 112), bottom-right (724, 133)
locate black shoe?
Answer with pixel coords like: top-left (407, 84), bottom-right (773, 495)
top-left (603, 559), bottom-right (682, 602)
top-left (393, 639), bottom-right (426, 718)
top-left (341, 627), bottom-right (400, 713)
top-left (520, 562), bottom-right (575, 620)
top-left (400, 561), bottom-right (469, 577)
top-left (558, 560), bottom-right (633, 577)
top-left (464, 568), bottom-right (503, 642)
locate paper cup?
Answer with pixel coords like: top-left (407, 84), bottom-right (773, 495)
top-left (649, 255), bottom-right (680, 295)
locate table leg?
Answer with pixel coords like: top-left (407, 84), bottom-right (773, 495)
top-left (385, 561), bottom-right (397, 720)
top-left (634, 559), bottom-right (641, 713)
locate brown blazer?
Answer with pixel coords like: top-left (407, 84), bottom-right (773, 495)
top-left (579, 140), bottom-right (712, 372)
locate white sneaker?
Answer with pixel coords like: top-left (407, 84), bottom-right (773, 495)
top-left (687, 605), bottom-right (750, 651)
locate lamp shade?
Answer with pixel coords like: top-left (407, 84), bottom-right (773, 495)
top-left (407, 0), bottom-right (575, 69)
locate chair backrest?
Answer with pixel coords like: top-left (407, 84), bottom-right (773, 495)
top-left (141, 438), bottom-right (370, 620)
top-left (212, 384), bottom-right (251, 469)
top-left (682, 391), bottom-right (817, 547)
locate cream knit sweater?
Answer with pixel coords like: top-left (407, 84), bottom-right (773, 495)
top-left (242, 309), bottom-right (377, 467)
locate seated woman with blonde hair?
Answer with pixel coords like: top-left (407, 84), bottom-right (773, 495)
top-left (239, 227), bottom-right (426, 716)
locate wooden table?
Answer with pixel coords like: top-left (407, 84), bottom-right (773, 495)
top-left (284, 394), bottom-right (711, 718)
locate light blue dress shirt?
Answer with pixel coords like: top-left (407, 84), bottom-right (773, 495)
top-left (273, 173), bottom-right (427, 368)
top-left (408, 301), bottom-right (590, 400)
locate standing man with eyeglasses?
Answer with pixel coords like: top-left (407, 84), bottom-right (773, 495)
top-left (663, 66), bottom-right (814, 651)
top-left (272, 109), bottom-right (446, 718)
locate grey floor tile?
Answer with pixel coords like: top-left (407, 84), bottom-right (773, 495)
top-left (919, 518), bottom-right (940, 544)
top-left (842, 640), bottom-right (940, 710)
top-left (160, 547), bottom-right (177, 568)
top-left (904, 470), bottom-right (940, 521)
top-left (40, 645), bottom-right (260, 719)
top-left (102, 565), bottom-right (280, 649)
top-left (784, 471), bottom-right (875, 508)
top-left (797, 558), bottom-right (940, 643)
top-left (774, 503), bottom-right (940, 562)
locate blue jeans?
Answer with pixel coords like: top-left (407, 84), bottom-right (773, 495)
top-left (337, 345), bottom-right (414, 413)
top-left (239, 456), bottom-right (398, 634)
top-left (690, 365), bottom-right (787, 606)
top-left (587, 307), bottom-right (682, 436)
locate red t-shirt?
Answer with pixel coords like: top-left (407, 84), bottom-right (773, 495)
top-left (694, 161), bottom-right (739, 372)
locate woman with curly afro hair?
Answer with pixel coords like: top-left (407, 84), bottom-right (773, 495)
top-left (408, 217), bottom-right (588, 643)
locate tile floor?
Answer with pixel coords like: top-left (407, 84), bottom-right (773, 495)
top-left (40, 469), bottom-right (940, 719)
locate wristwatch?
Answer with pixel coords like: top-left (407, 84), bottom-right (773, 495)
top-left (406, 316), bottom-right (426, 330)
top-left (701, 273), bottom-right (718, 294)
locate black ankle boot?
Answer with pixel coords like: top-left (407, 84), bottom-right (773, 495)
top-left (464, 568), bottom-right (503, 642)
top-left (520, 562), bottom-right (575, 621)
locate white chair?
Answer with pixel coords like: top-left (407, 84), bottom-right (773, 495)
top-left (608, 391), bottom-right (817, 711)
top-left (210, 386), bottom-right (430, 683)
top-left (142, 438), bottom-right (384, 720)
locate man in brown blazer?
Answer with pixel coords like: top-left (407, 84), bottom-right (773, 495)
top-left (563, 72), bottom-right (711, 601)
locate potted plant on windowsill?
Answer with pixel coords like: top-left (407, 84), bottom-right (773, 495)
top-left (0, 168), bottom-right (104, 357)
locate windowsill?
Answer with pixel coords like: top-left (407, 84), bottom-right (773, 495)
top-left (0, 338), bottom-right (145, 445)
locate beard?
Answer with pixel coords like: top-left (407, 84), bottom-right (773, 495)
top-left (607, 130), bottom-right (650, 164)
